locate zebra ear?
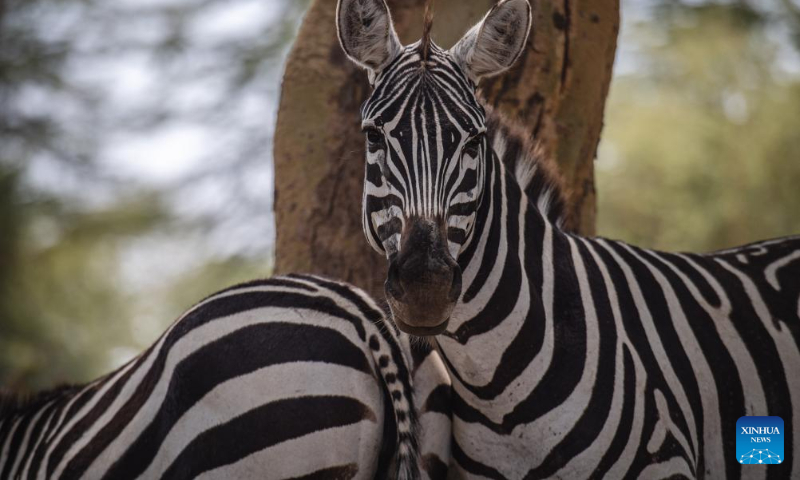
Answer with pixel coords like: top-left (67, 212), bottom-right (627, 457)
top-left (449, 0), bottom-right (532, 82)
top-left (337, 0), bottom-right (402, 75)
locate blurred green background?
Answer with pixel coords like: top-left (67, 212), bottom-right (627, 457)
top-left (1, 0), bottom-right (799, 390)
top-left (599, 1), bottom-right (800, 251)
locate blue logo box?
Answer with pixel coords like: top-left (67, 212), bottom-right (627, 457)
top-left (736, 416), bottom-right (784, 465)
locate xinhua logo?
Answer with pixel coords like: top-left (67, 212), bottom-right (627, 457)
top-left (736, 416), bottom-right (784, 465)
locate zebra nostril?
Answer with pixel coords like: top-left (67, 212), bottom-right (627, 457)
top-left (386, 261), bottom-right (406, 301)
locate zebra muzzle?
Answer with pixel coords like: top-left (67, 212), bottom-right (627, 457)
top-left (384, 219), bottom-right (462, 335)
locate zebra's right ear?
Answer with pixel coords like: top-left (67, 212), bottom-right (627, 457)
top-left (449, 0), bottom-right (532, 83)
top-left (337, 0), bottom-right (402, 77)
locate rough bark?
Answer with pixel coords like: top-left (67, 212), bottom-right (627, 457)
top-left (274, 0), bottom-right (619, 295)
top-left (481, 0), bottom-right (619, 235)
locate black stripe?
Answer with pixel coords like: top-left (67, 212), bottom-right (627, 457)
top-left (27, 395), bottom-right (68, 478)
top-left (422, 384), bottom-right (451, 416)
top-left (45, 381), bottom-right (121, 478)
top-left (605, 241), bottom-right (701, 459)
top-left (91, 322), bottom-right (372, 480)
top-left (525, 240), bottom-right (619, 477)
top-left (422, 453), bottom-right (449, 480)
top-left (503, 232), bottom-right (586, 427)
top-left (287, 464), bottom-right (359, 480)
top-left (0, 410), bottom-right (32, 479)
top-left (453, 440), bottom-right (504, 480)
top-left (645, 250), bottom-right (744, 477)
top-left (160, 396), bottom-right (376, 480)
top-left (460, 160), bottom-right (501, 303)
top-left (591, 345), bottom-right (637, 479)
top-left (669, 253), bottom-right (722, 308)
top-left (704, 259), bottom-right (794, 478)
top-left (203, 277), bottom-right (318, 301)
top-left (450, 173), bottom-right (523, 341)
top-left (13, 399), bottom-right (57, 478)
top-left (298, 276), bottom-right (418, 453)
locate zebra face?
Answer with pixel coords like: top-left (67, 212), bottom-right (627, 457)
top-left (338, 0), bottom-right (531, 334)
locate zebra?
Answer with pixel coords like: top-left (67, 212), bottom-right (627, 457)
top-left (0, 275), bottom-right (452, 479)
top-left (337, 0), bottom-right (800, 477)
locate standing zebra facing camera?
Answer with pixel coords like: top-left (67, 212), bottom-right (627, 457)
top-left (338, 0), bottom-right (800, 477)
top-left (0, 275), bottom-right (452, 479)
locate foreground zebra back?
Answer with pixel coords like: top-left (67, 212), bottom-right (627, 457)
top-left (0, 275), bottom-right (451, 479)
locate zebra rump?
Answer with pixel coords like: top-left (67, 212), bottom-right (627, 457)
top-left (0, 275), bottom-right (452, 480)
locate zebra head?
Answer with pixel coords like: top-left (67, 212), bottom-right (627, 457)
top-left (338, 0), bottom-right (531, 334)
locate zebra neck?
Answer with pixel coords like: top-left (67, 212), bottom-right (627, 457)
top-left (440, 154), bottom-right (579, 407)
top-left (483, 105), bottom-right (567, 228)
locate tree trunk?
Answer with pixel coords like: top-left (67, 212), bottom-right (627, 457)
top-left (273, 0), bottom-right (619, 295)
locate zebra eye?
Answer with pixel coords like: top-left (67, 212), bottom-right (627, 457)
top-left (365, 128), bottom-right (384, 145)
top-left (463, 134), bottom-right (483, 157)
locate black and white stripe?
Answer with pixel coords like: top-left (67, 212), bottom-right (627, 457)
top-left (440, 151), bottom-right (800, 478)
top-left (0, 275), bottom-right (452, 479)
top-left (358, 42), bottom-right (567, 262)
top-left (341, 0), bottom-right (800, 477)
top-left (360, 42), bottom-right (489, 260)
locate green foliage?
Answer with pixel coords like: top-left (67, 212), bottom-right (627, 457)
top-left (0, 186), bottom-right (163, 388)
top-left (597, 2), bottom-right (800, 252)
top-left (0, 0), bottom-right (306, 390)
top-left (0, 175), bottom-right (271, 390)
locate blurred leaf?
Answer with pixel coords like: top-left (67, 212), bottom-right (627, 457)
top-left (598, 2), bottom-right (800, 251)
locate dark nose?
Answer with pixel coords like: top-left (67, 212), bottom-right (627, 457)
top-left (385, 219), bottom-right (462, 333)
top-left (386, 247), bottom-right (461, 303)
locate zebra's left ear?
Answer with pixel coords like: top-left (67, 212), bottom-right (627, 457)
top-left (449, 0), bottom-right (532, 83)
top-left (337, 0), bottom-right (402, 79)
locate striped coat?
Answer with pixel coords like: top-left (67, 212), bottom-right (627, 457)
top-left (0, 275), bottom-right (452, 479)
top-left (336, 0), bottom-right (800, 477)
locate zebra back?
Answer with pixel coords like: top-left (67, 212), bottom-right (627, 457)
top-left (0, 275), bottom-right (451, 479)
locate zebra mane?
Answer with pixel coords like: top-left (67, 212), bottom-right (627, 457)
top-left (483, 104), bottom-right (569, 229)
top-left (419, 0), bottom-right (435, 61)
top-left (0, 384), bottom-right (77, 420)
